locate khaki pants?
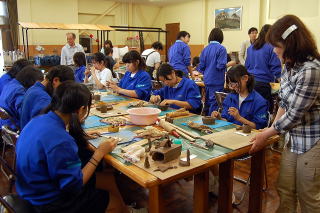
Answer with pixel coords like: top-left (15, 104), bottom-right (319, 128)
top-left (277, 141), bottom-right (320, 213)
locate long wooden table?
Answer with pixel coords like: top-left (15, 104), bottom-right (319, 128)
top-left (87, 95), bottom-right (279, 213)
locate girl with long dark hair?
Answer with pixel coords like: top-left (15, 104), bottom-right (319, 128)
top-left (16, 81), bottom-right (128, 213)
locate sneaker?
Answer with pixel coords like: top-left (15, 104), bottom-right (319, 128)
top-left (128, 206), bottom-right (148, 213)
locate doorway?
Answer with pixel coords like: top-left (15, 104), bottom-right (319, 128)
top-left (165, 23), bottom-right (180, 61)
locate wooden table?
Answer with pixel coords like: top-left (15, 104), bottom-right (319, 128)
top-left (88, 94), bottom-right (279, 213)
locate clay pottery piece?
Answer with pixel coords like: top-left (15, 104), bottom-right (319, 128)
top-left (165, 116), bottom-right (174, 124)
top-left (202, 116), bottom-right (215, 125)
top-left (158, 105), bottom-right (169, 111)
top-left (94, 94), bottom-right (101, 102)
top-left (108, 125), bottom-right (119, 133)
top-left (242, 124), bottom-right (252, 133)
top-left (100, 105), bottom-right (108, 113)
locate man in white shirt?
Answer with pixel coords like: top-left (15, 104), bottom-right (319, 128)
top-left (239, 27), bottom-right (258, 65)
top-left (141, 41), bottom-right (163, 79)
top-left (60, 32), bottom-right (84, 65)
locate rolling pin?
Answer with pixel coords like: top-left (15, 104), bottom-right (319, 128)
top-left (158, 119), bottom-right (180, 138)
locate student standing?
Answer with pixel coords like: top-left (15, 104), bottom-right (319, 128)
top-left (239, 27), bottom-right (258, 64)
top-left (245, 24), bottom-right (282, 106)
top-left (20, 65), bottom-right (75, 129)
top-left (198, 28), bottom-right (227, 115)
top-left (250, 15), bottom-right (320, 213)
top-left (150, 63), bottom-right (201, 113)
top-left (108, 50), bottom-right (152, 101)
top-left (60, 32), bottom-right (84, 65)
top-left (212, 65), bottom-right (268, 129)
top-left (141, 41), bottom-right (163, 79)
top-left (16, 81), bottom-right (128, 213)
top-left (0, 66), bottom-right (43, 129)
top-left (168, 31), bottom-right (193, 77)
top-left (0, 59), bottom-right (33, 95)
top-left (73, 52), bottom-right (87, 83)
top-left (84, 52), bottom-right (115, 90)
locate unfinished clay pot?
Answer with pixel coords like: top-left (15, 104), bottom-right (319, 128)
top-left (158, 105), bottom-right (169, 111)
top-left (94, 94), bottom-right (101, 101)
top-left (100, 105), bottom-right (108, 113)
top-left (202, 116), bottom-right (215, 125)
top-left (108, 125), bottom-right (119, 133)
top-left (242, 124), bottom-right (252, 133)
top-left (151, 144), bottom-right (182, 163)
top-left (165, 116), bottom-right (174, 124)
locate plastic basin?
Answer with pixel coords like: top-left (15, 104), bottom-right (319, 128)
top-left (127, 107), bottom-right (161, 125)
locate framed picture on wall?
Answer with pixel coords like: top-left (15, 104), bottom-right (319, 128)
top-left (215, 7), bottom-right (242, 30)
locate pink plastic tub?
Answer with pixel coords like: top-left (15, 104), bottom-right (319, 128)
top-left (127, 107), bottom-right (161, 125)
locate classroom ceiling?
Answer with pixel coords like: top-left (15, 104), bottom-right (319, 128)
top-left (108, 0), bottom-right (198, 6)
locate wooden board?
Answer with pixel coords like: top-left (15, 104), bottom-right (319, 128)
top-left (132, 151), bottom-right (206, 180)
top-left (90, 108), bottom-right (128, 118)
top-left (201, 128), bottom-right (258, 150)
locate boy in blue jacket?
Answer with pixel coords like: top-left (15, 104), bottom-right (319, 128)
top-left (20, 65), bottom-right (74, 129)
top-left (212, 65), bottom-right (268, 130)
top-left (168, 31), bottom-right (193, 77)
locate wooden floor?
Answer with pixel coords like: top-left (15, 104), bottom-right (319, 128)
top-left (1, 147), bottom-right (282, 213)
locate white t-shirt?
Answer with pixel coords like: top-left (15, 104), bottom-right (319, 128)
top-left (239, 95), bottom-right (247, 108)
top-left (89, 68), bottom-right (113, 85)
top-left (61, 43), bottom-right (84, 65)
top-left (141, 48), bottom-right (161, 67)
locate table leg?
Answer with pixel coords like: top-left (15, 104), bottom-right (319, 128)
top-left (193, 170), bottom-right (209, 213)
top-left (249, 149), bottom-right (266, 213)
top-left (149, 185), bottom-right (164, 213)
top-left (218, 159), bottom-right (234, 213)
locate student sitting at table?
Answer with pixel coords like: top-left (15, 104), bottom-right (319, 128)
top-left (108, 50), bottom-right (152, 101)
top-left (73, 52), bottom-right (87, 83)
top-left (211, 64), bottom-right (268, 130)
top-left (149, 63), bottom-right (201, 113)
top-left (0, 66), bottom-right (43, 130)
top-left (84, 52), bottom-right (116, 90)
top-left (16, 81), bottom-right (128, 213)
top-left (20, 65), bottom-right (75, 129)
top-left (0, 59), bottom-right (33, 95)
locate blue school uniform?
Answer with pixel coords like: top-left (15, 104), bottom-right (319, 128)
top-left (20, 81), bottom-right (51, 129)
top-left (198, 41), bottom-right (227, 115)
top-left (0, 73), bottom-right (13, 95)
top-left (74, 65), bottom-right (86, 83)
top-left (168, 40), bottom-right (191, 76)
top-left (16, 111), bottom-right (83, 205)
top-left (119, 70), bottom-right (152, 101)
top-left (152, 77), bottom-right (202, 113)
top-left (0, 79), bottom-right (25, 129)
top-left (221, 90), bottom-right (268, 129)
top-left (245, 43), bottom-right (281, 83)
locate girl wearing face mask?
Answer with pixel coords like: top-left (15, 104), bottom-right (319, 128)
top-left (149, 63), bottom-right (201, 113)
top-left (212, 64), bottom-right (268, 130)
top-left (108, 50), bottom-right (152, 101)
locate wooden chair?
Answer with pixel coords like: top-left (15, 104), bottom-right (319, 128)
top-left (1, 126), bottom-right (19, 193)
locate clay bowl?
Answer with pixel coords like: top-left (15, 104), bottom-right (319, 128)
top-left (127, 107), bottom-right (161, 125)
top-left (202, 116), bottom-right (215, 125)
top-left (100, 105), bottom-right (108, 113)
top-left (158, 105), bottom-right (169, 111)
top-left (242, 124), bottom-right (252, 133)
